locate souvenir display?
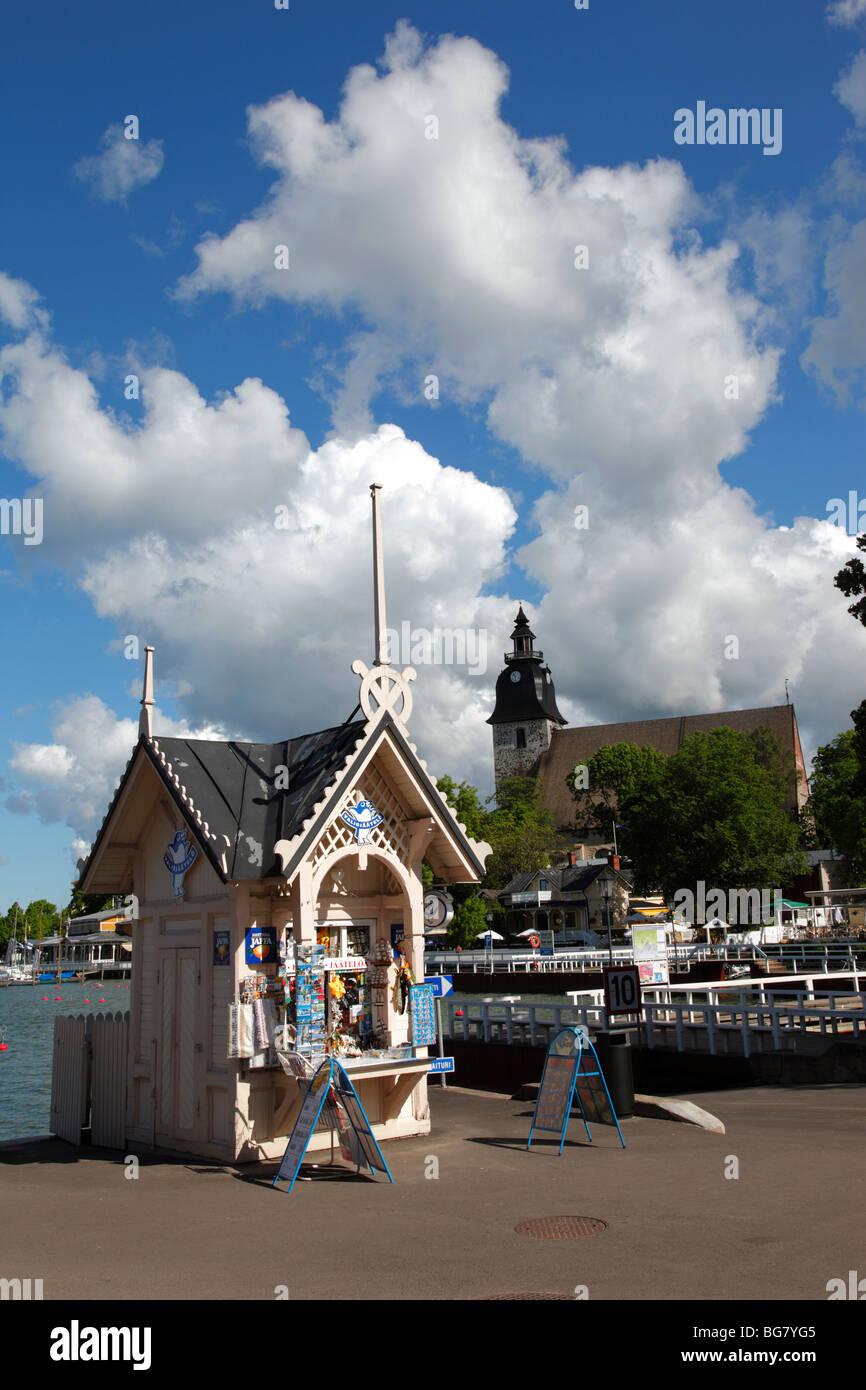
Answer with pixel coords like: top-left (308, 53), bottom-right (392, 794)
top-left (392, 947), bottom-right (415, 1015)
top-left (409, 983), bottom-right (437, 1046)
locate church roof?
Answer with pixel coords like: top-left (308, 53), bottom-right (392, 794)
top-left (536, 704), bottom-right (807, 832)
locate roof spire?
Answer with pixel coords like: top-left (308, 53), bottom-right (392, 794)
top-left (139, 645), bottom-right (155, 739)
top-left (370, 483), bottom-right (388, 666)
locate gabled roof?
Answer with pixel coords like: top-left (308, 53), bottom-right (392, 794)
top-left (147, 720), bottom-right (368, 880)
top-left (78, 708), bottom-right (490, 891)
top-left (497, 863), bottom-right (630, 898)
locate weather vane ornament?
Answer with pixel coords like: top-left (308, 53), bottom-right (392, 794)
top-left (351, 483), bottom-right (417, 730)
top-left (352, 658), bottom-right (416, 726)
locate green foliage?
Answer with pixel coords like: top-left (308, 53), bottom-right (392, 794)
top-left (483, 777), bottom-right (556, 888)
top-left (570, 728), bottom-right (806, 899)
top-left (568, 743), bottom-right (666, 840)
top-left (432, 772), bottom-right (555, 894)
top-left (434, 776), bottom-right (487, 840)
top-left (834, 533), bottom-right (866, 628)
top-left (809, 725), bottom-right (866, 885)
top-left (447, 892), bottom-right (490, 950)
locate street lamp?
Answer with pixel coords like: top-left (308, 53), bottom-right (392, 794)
top-left (603, 876), bottom-right (613, 965)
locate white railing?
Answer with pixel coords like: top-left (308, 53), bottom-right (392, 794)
top-left (438, 970), bottom-right (866, 1056)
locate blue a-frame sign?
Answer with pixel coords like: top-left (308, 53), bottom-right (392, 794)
top-left (273, 1058), bottom-right (394, 1192)
top-left (527, 1026), bottom-right (626, 1153)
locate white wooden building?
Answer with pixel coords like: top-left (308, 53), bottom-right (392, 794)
top-left (75, 488), bottom-right (490, 1162)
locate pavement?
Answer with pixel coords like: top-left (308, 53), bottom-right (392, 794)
top-left (1, 1084), bottom-right (864, 1301)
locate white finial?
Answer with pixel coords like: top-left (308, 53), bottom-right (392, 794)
top-left (139, 645), bottom-right (155, 739)
top-left (370, 484), bottom-right (388, 666)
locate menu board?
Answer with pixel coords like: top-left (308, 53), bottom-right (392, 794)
top-left (533, 1054), bottom-right (578, 1133)
top-left (573, 1050), bottom-right (616, 1125)
top-left (528, 1027), bottom-right (626, 1152)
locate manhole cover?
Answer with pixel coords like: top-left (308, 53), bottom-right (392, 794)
top-left (515, 1216), bottom-right (607, 1239)
top-left (482, 1293), bottom-right (575, 1300)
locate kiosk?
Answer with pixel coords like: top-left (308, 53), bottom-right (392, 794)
top-left (74, 487), bottom-right (490, 1162)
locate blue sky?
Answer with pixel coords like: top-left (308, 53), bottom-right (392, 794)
top-left (1, 0), bottom-right (865, 913)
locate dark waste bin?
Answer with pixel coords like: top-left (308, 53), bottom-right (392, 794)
top-left (590, 1029), bottom-right (634, 1119)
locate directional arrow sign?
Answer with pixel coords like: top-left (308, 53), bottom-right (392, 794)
top-left (424, 975), bottom-right (453, 997)
top-left (428, 1057), bottom-right (455, 1074)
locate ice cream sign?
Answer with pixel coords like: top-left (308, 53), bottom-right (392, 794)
top-left (164, 830), bottom-right (197, 899)
top-left (340, 798), bottom-right (383, 845)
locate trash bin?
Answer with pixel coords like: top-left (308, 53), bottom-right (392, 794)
top-left (591, 1029), bottom-right (634, 1118)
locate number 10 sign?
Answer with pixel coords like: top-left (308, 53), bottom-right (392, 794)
top-left (603, 965), bottom-right (641, 1017)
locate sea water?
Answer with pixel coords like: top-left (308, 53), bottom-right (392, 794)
top-left (0, 983), bottom-right (130, 1141)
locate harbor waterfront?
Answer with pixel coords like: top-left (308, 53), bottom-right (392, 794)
top-left (0, 985), bottom-right (130, 1142)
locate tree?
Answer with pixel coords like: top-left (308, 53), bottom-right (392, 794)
top-left (483, 777), bottom-right (556, 888)
top-left (433, 776), bottom-right (487, 840)
top-left (570, 728), bottom-right (806, 902)
top-left (568, 742), bottom-right (667, 841)
top-left (809, 730), bottom-right (866, 885)
top-left (831, 530), bottom-right (866, 879)
top-left (65, 886), bottom-right (114, 920)
top-left (834, 533), bottom-right (866, 628)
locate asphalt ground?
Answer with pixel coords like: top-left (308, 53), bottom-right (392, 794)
top-left (1, 1084), bottom-right (864, 1302)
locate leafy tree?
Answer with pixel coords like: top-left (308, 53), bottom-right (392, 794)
top-left (434, 776), bottom-right (487, 840)
top-left (23, 899), bottom-right (60, 941)
top-left (834, 533), bottom-right (866, 628)
top-left (568, 742), bottom-right (667, 841)
top-left (66, 886), bottom-right (115, 921)
top-left (831, 530), bottom-right (866, 879)
top-left (570, 728), bottom-right (806, 902)
top-left (483, 777), bottom-right (556, 888)
top-left (809, 730), bottom-right (866, 885)
top-left (447, 891), bottom-right (490, 950)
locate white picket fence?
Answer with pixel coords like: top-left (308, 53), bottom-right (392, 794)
top-left (50, 1012), bottom-right (128, 1147)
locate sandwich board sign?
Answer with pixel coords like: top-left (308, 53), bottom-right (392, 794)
top-left (527, 1027), bottom-right (626, 1154)
top-left (273, 1058), bottom-right (393, 1193)
top-left (331, 1064), bottom-right (394, 1182)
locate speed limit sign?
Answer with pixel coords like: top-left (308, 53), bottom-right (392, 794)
top-left (603, 965), bottom-right (641, 1017)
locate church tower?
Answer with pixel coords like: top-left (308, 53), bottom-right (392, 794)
top-left (487, 606), bottom-right (567, 791)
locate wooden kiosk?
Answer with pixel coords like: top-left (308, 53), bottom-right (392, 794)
top-left (75, 487), bottom-right (490, 1162)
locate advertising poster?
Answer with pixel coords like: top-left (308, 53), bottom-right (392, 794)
top-left (245, 926), bottom-right (277, 966)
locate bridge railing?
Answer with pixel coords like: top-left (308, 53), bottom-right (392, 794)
top-left (439, 971), bottom-right (866, 1056)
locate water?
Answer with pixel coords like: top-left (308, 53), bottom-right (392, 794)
top-left (0, 982), bottom-right (130, 1141)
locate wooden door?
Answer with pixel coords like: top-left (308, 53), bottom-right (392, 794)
top-left (156, 947), bottom-right (201, 1145)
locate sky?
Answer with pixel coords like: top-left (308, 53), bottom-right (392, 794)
top-left (1, 0), bottom-right (865, 914)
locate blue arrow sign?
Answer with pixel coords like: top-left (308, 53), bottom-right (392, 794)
top-left (425, 975), bottom-right (453, 997)
top-left (428, 1057), bottom-right (455, 1074)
